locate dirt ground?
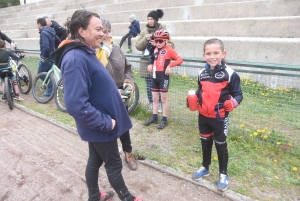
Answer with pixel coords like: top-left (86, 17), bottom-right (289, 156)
top-left (0, 102), bottom-right (253, 201)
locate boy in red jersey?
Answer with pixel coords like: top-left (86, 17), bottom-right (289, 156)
top-left (144, 30), bottom-right (183, 129)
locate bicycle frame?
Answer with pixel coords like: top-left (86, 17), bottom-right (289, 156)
top-left (42, 64), bottom-right (61, 86)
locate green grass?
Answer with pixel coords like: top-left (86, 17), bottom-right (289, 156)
top-left (20, 57), bottom-right (300, 201)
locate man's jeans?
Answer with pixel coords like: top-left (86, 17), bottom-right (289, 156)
top-left (38, 58), bottom-right (53, 93)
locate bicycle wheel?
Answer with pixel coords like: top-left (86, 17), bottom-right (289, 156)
top-left (4, 77), bottom-right (14, 110)
top-left (32, 72), bottom-right (56, 104)
top-left (16, 63), bottom-right (32, 94)
top-left (55, 78), bottom-right (67, 112)
top-left (128, 82), bottom-right (139, 114)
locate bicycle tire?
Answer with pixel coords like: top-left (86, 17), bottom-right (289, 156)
top-left (55, 78), bottom-right (67, 112)
top-left (16, 63), bottom-right (32, 94)
top-left (128, 82), bottom-right (139, 114)
top-left (4, 77), bottom-right (14, 110)
top-left (32, 72), bottom-right (56, 104)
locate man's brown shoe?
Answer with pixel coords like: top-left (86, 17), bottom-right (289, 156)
top-left (124, 151), bottom-right (137, 170)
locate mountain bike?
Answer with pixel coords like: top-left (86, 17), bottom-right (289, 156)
top-left (32, 63), bottom-right (61, 104)
top-left (10, 48), bottom-right (32, 94)
top-left (55, 80), bottom-right (140, 114)
top-left (0, 67), bottom-right (15, 110)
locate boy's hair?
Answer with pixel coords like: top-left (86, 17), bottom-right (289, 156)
top-left (0, 39), bottom-right (6, 48)
top-left (203, 38), bottom-right (224, 52)
top-left (37, 18), bottom-right (47, 26)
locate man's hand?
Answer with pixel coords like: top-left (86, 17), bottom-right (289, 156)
top-left (10, 42), bottom-right (16, 49)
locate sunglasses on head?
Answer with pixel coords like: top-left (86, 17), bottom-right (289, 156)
top-left (155, 39), bottom-right (165, 44)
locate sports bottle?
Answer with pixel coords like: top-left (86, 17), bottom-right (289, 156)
top-left (187, 89), bottom-right (198, 111)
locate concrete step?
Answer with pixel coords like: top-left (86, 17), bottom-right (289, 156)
top-left (2, 0), bottom-right (298, 24)
top-left (12, 36), bottom-right (300, 66)
top-left (2, 15), bottom-right (300, 38)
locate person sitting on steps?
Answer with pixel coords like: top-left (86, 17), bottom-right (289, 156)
top-left (119, 14), bottom-right (140, 53)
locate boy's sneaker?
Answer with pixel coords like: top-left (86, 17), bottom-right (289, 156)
top-left (157, 120), bottom-right (167, 129)
top-left (14, 95), bottom-right (24, 101)
top-left (217, 174), bottom-right (229, 191)
top-left (126, 48), bottom-right (132, 53)
top-left (134, 197), bottom-right (143, 201)
top-left (144, 118), bottom-right (158, 126)
top-left (192, 167), bottom-right (209, 180)
top-left (99, 190), bottom-right (114, 201)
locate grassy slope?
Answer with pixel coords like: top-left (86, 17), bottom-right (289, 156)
top-left (18, 56), bottom-right (300, 201)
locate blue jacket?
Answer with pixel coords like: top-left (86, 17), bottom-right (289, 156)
top-left (51, 42), bottom-right (132, 142)
top-left (39, 26), bottom-right (60, 60)
top-left (129, 20), bottom-right (141, 36)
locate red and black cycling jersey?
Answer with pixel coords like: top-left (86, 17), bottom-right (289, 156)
top-left (148, 45), bottom-right (183, 79)
top-left (196, 62), bottom-right (243, 118)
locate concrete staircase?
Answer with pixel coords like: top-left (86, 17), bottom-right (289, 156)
top-left (0, 0), bottom-right (299, 65)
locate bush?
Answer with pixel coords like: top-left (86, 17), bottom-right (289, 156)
top-left (0, 0), bottom-right (20, 8)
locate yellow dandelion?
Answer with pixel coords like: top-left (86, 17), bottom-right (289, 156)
top-left (277, 142), bottom-right (281, 145)
top-left (254, 132), bottom-right (258, 136)
top-left (267, 99), bottom-right (270, 102)
top-left (180, 164), bottom-right (184, 167)
top-left (293, 167), bottom-right (298, 172)
top-left (240, 75), bottom-right (245, 79)
top-left (248, 173), bottom-right (252, 177)
top-left (261, 130), bottom-right (266, 133)
top-left (261, 93), bottom-right (265, 96)
top-left (213, 156), bottom-right (218, 161)
top-left (267, 131), bottom-right (271, 134)
top-left (190, 158), bottom-right (193, 161)
top-left (210, 169), bottom-right (213, 173)
top-left (252, 84), bottom-right (255, 87)
top-left (257, 129), bottom-right (261, 132)
top-left (186, 170), bottom-right (191, 174)
top-left (274, 159), bottom-right (277, 163)
top-left (288, 143), bottom-right (292, 147)
top-left (265, 93), bottom-right (268, 96)
top-left (237, 136), bottom-right (243, 139)
top-left (275, 176), bottom-right (278, 180)
top-left (182, 74), bottom-right (188, 78)
top-left (240, 124), bottom-right (245, 128)
top-left (266, 88), bottom-right (269, 91)
top-left (263, 135), bottom-right (268, 139)
top-left (246, 129), bottom-right (250, 132)
top-left (250, 134), bottom-right (253, 137)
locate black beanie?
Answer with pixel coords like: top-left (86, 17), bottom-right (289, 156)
top-left (147, 9), bottom-right (164, 22)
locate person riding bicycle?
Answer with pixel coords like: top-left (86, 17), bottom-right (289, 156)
top-left (0, 40), bottom-right (23, 101)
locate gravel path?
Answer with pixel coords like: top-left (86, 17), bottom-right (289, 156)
top-left (0, 102), bottom-right (252, 201)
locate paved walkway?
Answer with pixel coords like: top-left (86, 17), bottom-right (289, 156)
top-left (0, 103), bottom-right (252, 201)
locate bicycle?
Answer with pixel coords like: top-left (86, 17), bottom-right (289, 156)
top-left (32, 63), bottom-right (61, 104)
top-left (10, 48), bottom-right (32, 94)
top-left (54, 78), bottom-right (66, 112)
top-left (0, 67), bottom-right (15, 110)
top-left (55, 80), bottom-right (139, 114)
